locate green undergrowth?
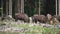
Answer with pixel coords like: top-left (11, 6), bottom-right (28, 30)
top-left (0, 31), bottom-right (20, 34)
top-left (0, 21), bottom-right (60, 34)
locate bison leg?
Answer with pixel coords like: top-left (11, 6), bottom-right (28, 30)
top-left (32, 19), bottom-right (37, 23)
top-left (15, 18), bottom-right (18, 22)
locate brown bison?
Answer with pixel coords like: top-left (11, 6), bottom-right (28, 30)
top-left (14, 13), bottom-right (29, 22)
top-left (32, 14), bottom-right (46, 23)
top-left (49, 17), bottom-right (59, 24)
top-left (46, 14), bottom-right (59, 24)
top-left (1, 15), bottom-right (13, 21)
top-left (45, 14), bottom-right (53, 24)
top-left (53, 15), bottom-right (60, 22)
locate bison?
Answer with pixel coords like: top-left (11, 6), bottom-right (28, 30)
top-left (32, 14), bottom-right (46, 23)
top-left (53, 15), bottom-right (60, 22)
top-left (46, 14), bottom-right (60, 24)
top-left (46, 14), bottom-right (53, 24)
top-left (1, 15), bottom-right (13, 21)
top-left (14, 13), bottom-right (29, 23)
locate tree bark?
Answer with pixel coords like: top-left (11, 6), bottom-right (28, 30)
top-left (6, 0), bottom-right (9, 16)
top-left (56, 0), bottom-right (58, 15)
top-left (21, 0), bottom-right (24, 13)
top-left (39, 0), bottom-right (40, 15)
top-left (17, 0), bottom-right (21, 13)
top-left (58, 0), bottom-right (60, 15)
top-left (9, 0), bottom-right (12, 15)
top-left (1, 0), bottom-right (3, 17)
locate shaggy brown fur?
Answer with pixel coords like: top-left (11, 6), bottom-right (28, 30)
top-left (32, 14), bottom-right (46, 23)
top-left (14, 13), bottom-right (29, 22)
top-left (46, 14), bottom-right (52, 23)
top-left (53, 15), bottom-right (60, 22)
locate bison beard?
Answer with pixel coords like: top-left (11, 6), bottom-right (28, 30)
top-left (14, 13), bottom-right (29, 22)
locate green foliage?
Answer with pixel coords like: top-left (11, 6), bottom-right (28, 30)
top-left (0, 21), bottom-right (60, 34)
top-left (9, 22), bottom-right (60, 34)
top-left (0, 31), bottom-right (20, 34)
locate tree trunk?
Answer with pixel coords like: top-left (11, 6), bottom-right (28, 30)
top-left (17, 0), bottom-right (21, 13)
top-left (58, 0), bottom-right (60, 15)
top-left (21, 0), bottom-right (24, 13)
top-left (15, 0), bottom-right (18, 13)
top-left (6, 0), bottom-right (9, 16)
top-left (56, 0), bottom-right (58, 15)
top-left (9, 0), bottom-right (12, 16)
top-left (39, 0), bottom-right (40, 15)
top-left (1, 0), bottom-right (3, 17)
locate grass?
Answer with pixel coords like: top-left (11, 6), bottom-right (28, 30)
top-left (10, 23), bottom-right (60, 34)
top-left (0, 31), bottom-right (20, 34)
top-left (0, 20), bottom-right (60, 34)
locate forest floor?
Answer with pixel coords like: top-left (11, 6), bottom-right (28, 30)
top-left (0, 19), bottom-right (60, 34)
